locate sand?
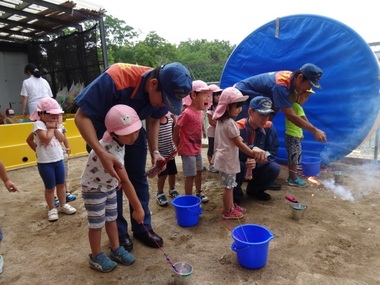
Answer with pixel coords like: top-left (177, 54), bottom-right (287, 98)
top-left (0, 149), bottom-right (379, 285)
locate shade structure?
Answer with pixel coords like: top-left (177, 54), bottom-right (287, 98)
top-left (220, 14), bottom-right (380, 165)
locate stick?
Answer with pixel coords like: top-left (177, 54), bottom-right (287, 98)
top-left (146, 149), bottom-right (178, 178)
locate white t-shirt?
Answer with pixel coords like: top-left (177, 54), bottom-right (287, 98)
top-left (80, 139), bottom-right (124, 192)
top-left (212, 118), bottom-right (241, 174)
top-left (20, 76), bottom-right (53, 114)
top-left (33, 121), bottom-right (64, 163)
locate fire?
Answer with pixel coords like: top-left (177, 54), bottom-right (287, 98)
top-left (307, 176), bottom-right (320, 185)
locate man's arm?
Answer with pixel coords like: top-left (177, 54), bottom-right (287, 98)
top-left (146, 117), bottom-right (164, 166)
top-left (281, 107), bottom-right (326, 142)
top-left (75, 108), bottom-right (123, 180)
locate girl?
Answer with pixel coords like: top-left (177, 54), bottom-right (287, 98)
top-left (212, 87), bottom-right (267, 220)
top-left (206, 84), bottom-right (222, 173)
top-left (29, 97), bottom-right (76, 222)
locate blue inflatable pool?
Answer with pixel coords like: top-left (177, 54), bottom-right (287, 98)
top-left (220, 14), bottom-right (380, 165)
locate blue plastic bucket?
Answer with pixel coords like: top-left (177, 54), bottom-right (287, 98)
top-left (301, 157), bottom-right (321, 176)
top-left (171, 196), bottom-right (202, 227)
top-left (231, 224), bottom-right (274, 269)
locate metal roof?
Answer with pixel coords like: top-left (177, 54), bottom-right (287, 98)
top-left (0, 0), bottom-right (105, 43)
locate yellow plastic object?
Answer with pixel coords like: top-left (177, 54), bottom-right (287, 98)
top-left (0, 118), bottom-right (87, 170)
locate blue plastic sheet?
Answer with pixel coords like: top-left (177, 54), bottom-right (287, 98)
top-left (220, 14), bottom-right (380, 164)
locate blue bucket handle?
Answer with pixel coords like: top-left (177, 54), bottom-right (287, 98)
top-left (187, 207), bottom-right (203, 215)
top-left (231, 241), bottom-right (250, 252)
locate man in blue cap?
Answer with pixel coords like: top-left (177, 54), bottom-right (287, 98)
top-left (234, 96), bottom-right (281, 202)
top-left (234, 63), bottom-right (327, 143)
top-left (75, 62), bottom-right (192, 251)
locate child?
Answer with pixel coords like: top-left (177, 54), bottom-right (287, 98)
top-left (206, 84), bottom-right (223, 173)
top-left (155, 112), bottom-right (179, 206)
top-left (0, 160), bottom-right (19, 273)
top-left (29, 97), bottom-right (76, 222)
top-left (81, 105), bottom-right (145, 273)
top-left (212, 87), bottom-right (268, 220)
top-left (285, 89), bottom-right (315, 187)
top-left (26, 126), bottom-right (76, 207)
top-left (173, 80), bottom-right (212, 202)
top-left (4, 108), bottom-right (15, 124)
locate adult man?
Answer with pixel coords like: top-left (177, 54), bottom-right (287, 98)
top-left (234, 96), bottom-right (281, 202)
top-left (234, 63), bottom-right (327, 143)
top-left (75, 62), bottom-right (192, 250)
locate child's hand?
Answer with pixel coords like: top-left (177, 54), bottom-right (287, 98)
top-left (251, 147), bottom-right (267, 163)
top-left (5, 180), bottom-right (19, 192)
top-left (132, 208), bottom-right (145, 224)
top-left (46, 121), bottom-right (58, 129)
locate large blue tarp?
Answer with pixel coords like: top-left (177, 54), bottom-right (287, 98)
top-left (220, 14), bottom-right (380, 165)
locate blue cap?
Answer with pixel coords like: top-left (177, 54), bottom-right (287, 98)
top-left (160, 62), bottom-right (192, 115)
top-left (249, 96), bottom-right (274, 114)
top-left (300, 63), bottom-right (323, 89)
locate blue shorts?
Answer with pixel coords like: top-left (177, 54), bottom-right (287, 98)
top-left (82, 187), bottom-right (118, 229)
top-left (37, 160), bottom-right (65, 189)
top-left (181, 154), bottom-right (203, 177)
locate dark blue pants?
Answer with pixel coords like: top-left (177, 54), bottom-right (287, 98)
top-left (234, 161), bottom-right (281, 204)
top-left (117, 128), bottom-right (152, 236)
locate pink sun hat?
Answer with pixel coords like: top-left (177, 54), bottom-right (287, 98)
top-left (103, 105), bottom-right (142, 142)
top-left (29, 97), bottom-right (64, 121)
top-left (212, 87), bottom-right (249, 120)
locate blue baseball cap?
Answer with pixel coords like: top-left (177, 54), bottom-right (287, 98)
top-left (160, 62), bottom-right (192, 115)
top-left (249, 96), bottom-right (274, 114)
top-left (300, 63), bottom-right (323, 89)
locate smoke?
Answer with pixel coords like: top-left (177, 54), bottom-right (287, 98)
top-left (321, 161), bottom-right (380, 201)
top-left (322, 179), bottom-right (354, 201)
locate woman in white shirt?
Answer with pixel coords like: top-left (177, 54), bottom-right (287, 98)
top-left (20, 63), bottom-right (53, 117)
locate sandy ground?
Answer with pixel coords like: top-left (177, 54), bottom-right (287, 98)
top-left (1, 148), bottom-right (380, 285)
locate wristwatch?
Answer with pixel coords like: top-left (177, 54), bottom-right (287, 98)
top-left (152, 150), bottom-right (160, 155)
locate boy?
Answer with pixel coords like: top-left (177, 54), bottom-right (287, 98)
top-left (81, 105), bottom-right (145, 272)
top-left (173, 80), bottom-right (212, 202)
top-left (285, 89), bottom-right (315, 187)
top-left (155, 112), bottom-right (179, 206)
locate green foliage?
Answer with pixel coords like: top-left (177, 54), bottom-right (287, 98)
top-left (90, 14), bottom-right (236, 81)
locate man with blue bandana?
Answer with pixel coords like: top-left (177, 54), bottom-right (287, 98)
top-left (235, 63), bottom-right (327, 143)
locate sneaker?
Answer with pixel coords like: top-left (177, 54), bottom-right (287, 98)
top-left (287, 177), bottom-right (309, 187)
top-left (66, 192), bottom-right (77, 202)
top-left (208, 165), bottom-right (219, 173)
top-left (196, 192), bottom-right (209, 203)
top-left (89, 252), bottom-right (117, 273)
top-left (222, 208), bottom-right (244, 220)
top-left (169, 189), bottom-right (180, 198)
top-left (59, 203), bottom-right (77, 215)
top-left (156, 193), bottom-right (168, 206)
top-left (109, 246), bottom-right (135, 265)
top-left (234, 203), bottom-right (247, 214)
top-left (48, 208), bottom-right (59, 222)
top-left (54, 197), bottom-right (60, 207)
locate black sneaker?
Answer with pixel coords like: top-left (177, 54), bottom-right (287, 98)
top-left (169, 189), bottom-right (180, 198)
top-left (248, 191), bottom-right (271, 201)
top-left (156, 193), bottom-right (168, 206)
